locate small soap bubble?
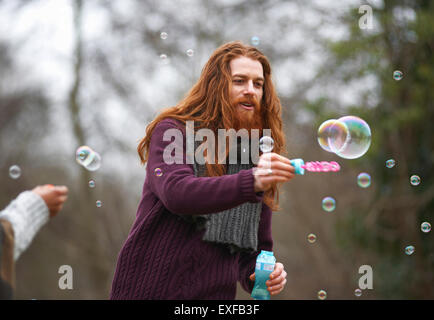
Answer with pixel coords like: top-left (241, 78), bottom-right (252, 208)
top-left (393, 70), bottom-right (403, 81)
top-left (322, 197), bottom-right (336, 212)
top-left (421, 222), bottom-right (431, 233)
top-left (251, 36), bottom-right (260, 46)
top-left (186, 49), bottom-right (194, 57)
top-left (76, 146), bottom-right (101, 171)
top-left (317, 290), bottom-right (327, 300)
top-left (160, 32), bottom-right (168, 40)
top-left (354, 288), bottom-right (362, 297)
top-left (410, 175), bottom-right (420, 186)
top-left (307, 233), bottom-right (317, 243)
top-left (160, 54), bottom-right (170, 65)
top-left (96, 200), bottom-right (102, 208)
top-left (386, 159), bottom-right (395, 168)
top-left (9, 165), bottom-right (21, 179)
top-left (89, 180), bottom-right (95, 188)
top-left (357, 172), bottom-right (371, 188)
top-left (259, 136), bottom-right (274, 153)
top-left (154, 168), bottom-right (163, 177)
top-left (405, 245), bottom-right (415, 255)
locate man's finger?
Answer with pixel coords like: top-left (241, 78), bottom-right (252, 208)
top-left (266, 270), bottom-right (287, 287)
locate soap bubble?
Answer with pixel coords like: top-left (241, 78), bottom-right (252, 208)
top-left (322, 197), bottom-right (336, 212)
top-left (386, 159), bottom-right (395, 168)
top-left (405, 245), bottom-right (415, 255)
top-left (89, 180), bottom-right (95, 188)
top-left (160, 54), bottom-right (170, 65)
top-left (9, 165), bottom-right (21, 179)
top-left (329, 116), bottom-right (371, 159)
top-left (317, 119), bottom-right (342, 153)
top-left (354, 289), bottom-right (362, 297)
top-left (317, 116), bottom-right (371, 159)
top-left (251, 36), bottom-right (260, 46)
top-left (76, 146), bottom-right (101, 171)
top-left (307, 233), bottom-right (317, 243)
top-left (421, 222), bottom-right (431, 233)
top-left (317, 290), bottom-right (327, 300)
top-left (326, 120), bottom-right (350, 154)
top-left (259, 136), bottom-right (274, 153)
top-left (357, 173), bottom-right (371, 188)
top-left (96, 200), bottom-right (102, 208)
top-left (154, 168), bottom-right (163, 177)
top-left (393, 70), bottom-right (403, 81)
top-left (186, 49), bottom-right (194, 57)
top-left (160, 32), bottom-right (168, 40)
top-left (410, 175), bottom-right (420, 186)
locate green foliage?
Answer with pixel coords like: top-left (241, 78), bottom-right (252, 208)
top-left (320, 0), bottom-right (434, 298)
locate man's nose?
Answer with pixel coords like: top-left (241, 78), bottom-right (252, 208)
top-left (243, 80), bottom-right (255, 95)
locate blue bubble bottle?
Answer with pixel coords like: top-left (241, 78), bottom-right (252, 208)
top-left (251, 250), bottom-right (276, 300)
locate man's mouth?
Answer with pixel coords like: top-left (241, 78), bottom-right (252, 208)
top-left (239, 102), bottom-right (254, 111)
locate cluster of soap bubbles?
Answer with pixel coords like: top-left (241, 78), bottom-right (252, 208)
top-left (159, 31), bottom-right (195, 62)
top-left (386, 69), bottom-right (425, 257)
top-left (75, 146), bottom-right (102, 208)
top-left (317, 116), bottom-right (371, 159)
top-left (386, 159), bottom-right (421, 186)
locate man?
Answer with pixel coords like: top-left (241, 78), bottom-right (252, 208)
top-left (0, 184), bottom-right (68, 299)
top-left (110, 41), bottom-right (294, 299)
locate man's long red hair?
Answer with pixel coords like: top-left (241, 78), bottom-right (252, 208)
top-left (137, 41), bottom-right (286, 210)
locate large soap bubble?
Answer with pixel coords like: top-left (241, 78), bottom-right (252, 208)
top-left (317, 116), bottom-right (371, 159)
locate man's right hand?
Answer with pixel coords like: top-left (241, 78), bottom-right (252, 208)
top-left (32, 185), bottom-right (69, 218)
top-left (253, 153), bottom-right (295, 192)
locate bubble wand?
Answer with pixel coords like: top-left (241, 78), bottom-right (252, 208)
top-left (259, 136), bottom-right (341, 175)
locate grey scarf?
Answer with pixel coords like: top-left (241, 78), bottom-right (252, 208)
top-left (184, 138), bottom-right (262, 253)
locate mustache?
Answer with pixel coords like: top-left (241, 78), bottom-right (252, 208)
top-left (232, 97), bottom-right (260, 110)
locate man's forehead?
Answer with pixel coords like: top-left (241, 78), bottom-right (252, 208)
top-left (230, 56), bottom-right (263, 78)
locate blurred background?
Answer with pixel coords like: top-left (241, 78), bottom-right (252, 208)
top-left (0, 0), bottom-right (433, 299)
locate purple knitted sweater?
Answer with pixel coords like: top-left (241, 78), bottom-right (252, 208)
top-left (110, 118), bottom-right (273, 300)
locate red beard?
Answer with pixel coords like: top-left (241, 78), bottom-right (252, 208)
top-left (231, 97), bottom-right (263, 135)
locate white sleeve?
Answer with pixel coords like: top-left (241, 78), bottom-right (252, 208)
top-left (0, 191), bottom-right (49, 261)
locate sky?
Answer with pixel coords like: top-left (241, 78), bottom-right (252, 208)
top-left (0, 0), bottom-right (383, 175)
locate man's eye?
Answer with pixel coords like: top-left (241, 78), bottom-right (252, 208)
top-left (255, 82), bottom-right (263, 87)
top-left (234, 79), bottom-right (243, 83)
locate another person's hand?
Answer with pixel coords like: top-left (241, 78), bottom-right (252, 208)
top-left (32, 185), bottom-right (69, 217)
top-left (253, 153), bottom-right (295, 192)
top-left (249, 262), bottom-right (287, 296)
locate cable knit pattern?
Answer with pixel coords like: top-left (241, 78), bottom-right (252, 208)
top-left (0, 191), bottom-right (49, 261)
top-left (110, 118), bottom-right (273, 299)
